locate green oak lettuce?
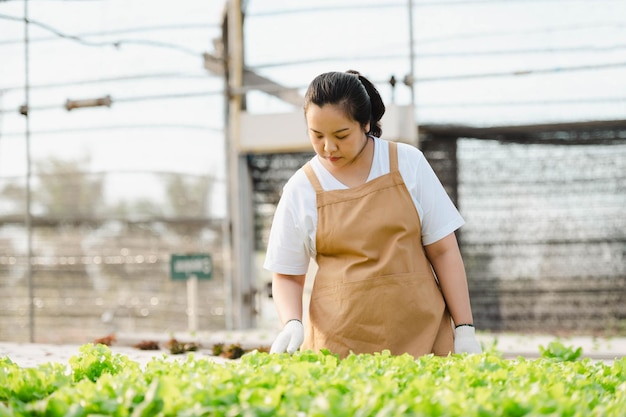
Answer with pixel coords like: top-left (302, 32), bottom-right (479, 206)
top-left (0, 342), bottom-right (624, 416)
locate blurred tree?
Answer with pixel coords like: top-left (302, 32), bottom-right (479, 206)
top-left (0, 180), bottom-right (26, 216)
top-left (35, 156), bottom-right (104, 219)
top-left (109, 199), bottom-right (164, 218)
top-left (164, 173), bottom-right (213, 218)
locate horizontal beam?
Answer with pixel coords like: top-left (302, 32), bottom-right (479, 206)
top-left (419, 119), bottom-right (626, 145)
top-left (0, 215), bottom-right (223, 230)
top-left (204, 53), bottom-right (303, 107)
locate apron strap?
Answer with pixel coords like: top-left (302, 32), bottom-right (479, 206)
top-left (303, 162), bottom-right (324, 193)
top-left (305, 140), bottom-right (398, 192)
top-left (388, 141), bottom-right (398, 172)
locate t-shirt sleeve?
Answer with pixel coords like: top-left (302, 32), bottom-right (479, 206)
top-left (402, 144), bottom-right (465, 246)
top-left (263, 172), bottom-right (313, 275)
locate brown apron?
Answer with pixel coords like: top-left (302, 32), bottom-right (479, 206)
top-left (301, 140), bottom-right (454, 358)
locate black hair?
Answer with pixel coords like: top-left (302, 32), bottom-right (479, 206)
top-left (303, 70), bottom-right (385, 137)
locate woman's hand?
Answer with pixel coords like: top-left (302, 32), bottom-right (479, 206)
top-left (270, 319), bottom-right (304, 354)
top-left (454, 325), bottom-right (482, 354)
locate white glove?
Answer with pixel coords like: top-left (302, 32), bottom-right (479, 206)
top-left (270, 319), bottom-right (304, 354)
top-left (454, 325), bottom-right (482, 354)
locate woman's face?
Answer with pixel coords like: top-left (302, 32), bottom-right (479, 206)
top-left (305, 103), bottom-right (369, 169)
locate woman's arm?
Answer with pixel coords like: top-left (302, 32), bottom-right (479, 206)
top-left (272, 272), bottom-right (306, 325)
top-left (424, 232), bottom-right (474, 326)
top-left (270, 273), bottom-right (307, 354)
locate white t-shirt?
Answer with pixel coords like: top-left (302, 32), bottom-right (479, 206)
top-left (263, 137), bottom-right (464, 276)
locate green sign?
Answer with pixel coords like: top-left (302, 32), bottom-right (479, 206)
top-left (170, 254), bottom-right (212, 280)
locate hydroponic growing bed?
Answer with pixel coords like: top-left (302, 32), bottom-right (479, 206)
top-left (1, 342), bottom-right (624, 416)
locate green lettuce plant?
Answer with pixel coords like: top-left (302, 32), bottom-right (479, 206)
top-left (1, 343), bottom-right (624, 416)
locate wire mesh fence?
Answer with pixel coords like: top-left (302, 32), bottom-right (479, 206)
top-left (0, 172), bottom-right (226, 343)
top-left (456, 138), bottom-right (625, 334)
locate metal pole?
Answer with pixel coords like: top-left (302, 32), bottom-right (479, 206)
top-left (222, 218), bottom-right (233, 330)
top-left (23, 0), bottom-right (35, 343)
top-left (227, 0), bottom-right (256, 329)
top-left (187, 274), bottom-right (198, 332)
top-left (215, 7), bottom-right (234, 331)
top-left (407, 0), bottom-right (416, 104)
top-left (227, 0), bottom-right (244, 329)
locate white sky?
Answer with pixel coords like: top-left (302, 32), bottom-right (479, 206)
top-left (1, 0), bottom-right (625, 216)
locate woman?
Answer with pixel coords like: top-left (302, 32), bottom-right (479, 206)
top-left (264, 70), bottom-right (481, 358)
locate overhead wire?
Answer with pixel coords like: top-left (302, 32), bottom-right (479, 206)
top-left (0, 72), bottom-right (212, 93)
top-left (0, 23), bottom-right (220, 46)
top-left (0, 90), bottom-right (225, 115)
top-left (0, 10), bottom-right (223, 133)
top-left (1, 6), bottom-right (624, 95)
top-left (421, 96), bottom-right (626, 109)
top-left (3, 90), bottom-right (624, 116)
top-left (0, 169), bottom-right (227, 182)
top-left (251, 46), bottom-right (626, 69)
top-left (0, 2), bottom-right (624, 120)
top-left (245, 60), bottom-right (626, 86)
top-left (417, 21), bottom-right (626, 46)
top-left (0, 13), bottom-right (209, 57)
top-left (0, 13), bottom-right (222, 115)
top-left (416, 60), bottom-right (626, 82)
top-left (0, 124), bottom-right (223, 138)
top-left (248, 0), bottom-right (625, 17)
